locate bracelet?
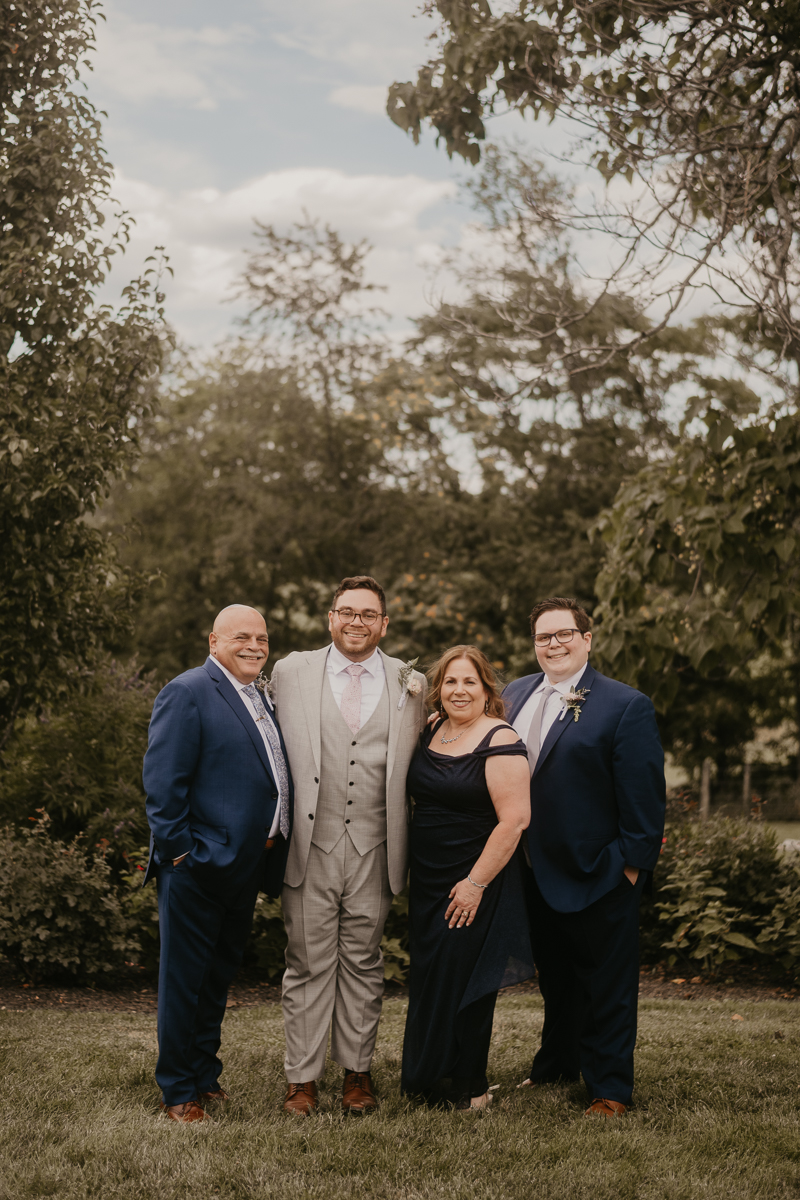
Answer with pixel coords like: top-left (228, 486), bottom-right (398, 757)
top-left (467, 873), bottom-right (487, 889)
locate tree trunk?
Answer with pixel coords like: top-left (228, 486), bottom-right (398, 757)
top-left (699, 757), bottom-right (712, 822)
top-left (742, 760), bottom-right (752, 816)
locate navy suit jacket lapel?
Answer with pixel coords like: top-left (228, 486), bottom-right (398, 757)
top-left (506, 673), bottom-right (544, 724)
top-left (533, 663), bottom-right (597, 779)
top-left (203, 659), bottom-right (277, 790)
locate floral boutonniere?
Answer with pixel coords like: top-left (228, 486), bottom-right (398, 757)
top-left (255, 671), bottom-right (273, 701)
top-left (559, 686), bottom-right (590, 723)
top-left (397, 658), bottom-right (421, 710)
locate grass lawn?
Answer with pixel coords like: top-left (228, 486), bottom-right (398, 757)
top-left (2, 994), bottom-right (800, 1199)
top-left (768, 821), bottom-right (800, 843)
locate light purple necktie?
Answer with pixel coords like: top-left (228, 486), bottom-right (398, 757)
top-left (526, 685), bottom-right (557, 775)
top-left (340, 663), bottom-right (366, 733)
top-left (242, 684), bottom-right (290, 839)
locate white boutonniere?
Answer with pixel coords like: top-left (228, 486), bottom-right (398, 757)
top-left (256, 671), bottom-right (273, 701)
top-left (558, 686), bottom-right (590, 723)
top-left (397, 658), bottom-right (421, 709)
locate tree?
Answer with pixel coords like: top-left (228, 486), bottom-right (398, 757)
top-left (389, 1), bottom-right (800, 353)
top-left (593, 380), bottom-right (800, 784)
top-left (104, 219), bottom-right (478, 679)
top-left (0, 0), bottom-right (168, 752)
top-left (406, 145), bottom-right (715, 675)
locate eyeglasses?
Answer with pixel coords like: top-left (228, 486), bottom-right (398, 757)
top-left (332, 607), bottom-right (384, 626)
top-left (533, 628), bottom-right (582, 647)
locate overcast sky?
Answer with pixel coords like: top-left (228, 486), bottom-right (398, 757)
top-left (87, 0), bottom-right (501, 349)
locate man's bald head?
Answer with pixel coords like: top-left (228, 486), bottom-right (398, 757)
top-left (213, 604), bottom-right (266, 635)
top-left (209, 605), bottom-right (269, 684)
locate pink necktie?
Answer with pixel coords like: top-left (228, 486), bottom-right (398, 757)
top-left (340, 663), bottom-right (366, 733)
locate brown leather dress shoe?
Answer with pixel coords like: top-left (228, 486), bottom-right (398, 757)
top-left (198, 1088), bottom-right (230, 1103)
top-left (159, 1100), bottom-right (211, 1123)
top-left (585, 1098), bottom-right (627, 1117)
top-left (283, 1081), bottom-right (318, 1116)
top-left (342, 1070), bottom-right (378, 1114)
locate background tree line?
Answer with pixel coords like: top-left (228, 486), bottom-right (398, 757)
top-left (2, 0), bottom-right (800, 981)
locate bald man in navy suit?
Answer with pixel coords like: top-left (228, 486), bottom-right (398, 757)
top-left (143, 605), bottom-right (293, 1122)
top-left (504, 597), bottom-right (665, 1117)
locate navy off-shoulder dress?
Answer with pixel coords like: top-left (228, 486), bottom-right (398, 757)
top-left (401, 721), bottom-right (535, 1107)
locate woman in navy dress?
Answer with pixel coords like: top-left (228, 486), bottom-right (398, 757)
top-left (401, 645), bottom-right (534, 1111)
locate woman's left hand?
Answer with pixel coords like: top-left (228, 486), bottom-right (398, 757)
top-left (445, 878), bottom-right (484, 928)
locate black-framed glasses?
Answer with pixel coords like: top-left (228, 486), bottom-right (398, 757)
top-left (533, 628), bottom-right (582, 647)
top-left (332, 607), bottom-right (384, 626)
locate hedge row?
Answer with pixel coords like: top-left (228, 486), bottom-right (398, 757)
top-left (1, 815), bottom-right (798, 984)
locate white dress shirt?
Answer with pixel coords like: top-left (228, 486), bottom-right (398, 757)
top-left (210, 656), bottom-right (282, 838)
top-left (326, 642), bottom-right (386, 727)
top-left (512, 662), bottom-right (590, 751)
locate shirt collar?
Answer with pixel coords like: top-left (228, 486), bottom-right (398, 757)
top-left (538, 661), bottom-right (589, 694)
top-left (327, 642), bottom-right (382, 677)
top-left (209, 655), bottom-right (252, 693)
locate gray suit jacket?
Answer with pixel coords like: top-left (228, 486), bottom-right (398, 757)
top-left (270, 645), bottom-right (427, 893)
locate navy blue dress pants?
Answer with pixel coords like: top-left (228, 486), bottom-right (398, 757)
top-left (155, 857), bottom-right (262, 1105)
top-left (524, 867), bottom-right (646, 1106)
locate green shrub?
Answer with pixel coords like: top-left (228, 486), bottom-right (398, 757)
top-left (119, 848), bottom-right (160, 974)
top-left (243, 894), bottom-right (288, 979)
top-left (0, 657), bottom-right (156, 871)
top-left (641, 818), bottom-right (800, 976)
top-left (0, 812), bottom-right (137, 982)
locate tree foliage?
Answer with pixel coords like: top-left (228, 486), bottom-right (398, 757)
top-left (0, 658), bottom-right (156, 866)
top-left (390, 1), bottom-right (800, 349)
top-left (0, 0), bottom-right (169, 751)
top-left (594, 383), bottom-right (800, 775)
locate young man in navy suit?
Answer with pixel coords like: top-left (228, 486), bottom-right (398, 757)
top-left (504, 597), bottom-right (665, 1117)
top-left (143, 604), bottom-right (293, 1122)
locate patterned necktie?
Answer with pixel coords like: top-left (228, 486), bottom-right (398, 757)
top-left (340, 663), bottom-right (366, 733)
top-left (526, 685), bottom-right (557, 776)
top-left (242, 684), bottom-right (290, 839)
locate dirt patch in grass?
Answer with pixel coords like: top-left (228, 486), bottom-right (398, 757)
top-left (1, 962), bottom-right (797, 1012)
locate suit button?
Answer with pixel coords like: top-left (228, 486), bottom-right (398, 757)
top-left (351, 741), bottom-right (356, 746)
top-left (350, 760), bottom-right (355, 765)
top-left (308, 813), bottom-right (314, 820)
top-left (314, 777), bottom-right (319, 783)
top-left (347, 800), bottom-right (353, 806)
top-left (349, 781), bottom-right (354, 787)
top-left (345, 819), bottom-right (350, 824)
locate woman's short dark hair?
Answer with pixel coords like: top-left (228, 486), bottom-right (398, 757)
top-left (427, 645), bottom-right (506, 719)
top-left (528, 597), bottom-right (592, 637)
top-left (331, 575), bottom-right (386, 615)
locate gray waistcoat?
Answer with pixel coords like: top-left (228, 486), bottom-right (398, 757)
top-left (311, 677), bottom-right (390, 856)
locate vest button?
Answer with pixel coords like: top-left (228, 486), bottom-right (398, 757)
top-left (350, 760), bottom-right (355, 765)
top-left (347, 800), bottom-right (353, 805)
top-left (345, 819), bottom-right (350, 824)
top-left (349, 781), bottom-right (354, 786)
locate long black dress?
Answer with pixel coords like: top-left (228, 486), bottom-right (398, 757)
top-left (401, 721), bottom-right (535, 1107)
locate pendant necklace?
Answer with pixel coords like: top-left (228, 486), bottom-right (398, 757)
top-left (440, 715), bottom-right (481, 745)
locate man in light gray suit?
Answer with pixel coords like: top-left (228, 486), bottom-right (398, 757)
top-left (271, 575), bottom-right (426, 1116)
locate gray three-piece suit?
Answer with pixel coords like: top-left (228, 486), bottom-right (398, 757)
top-left (271, 645), bottom-right (427, 1081)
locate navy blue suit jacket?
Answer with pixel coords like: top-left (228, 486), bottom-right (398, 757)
top-left (504, 663), bottom-right (665, 913)
top-left (142, 657), bottom-right (293, 898)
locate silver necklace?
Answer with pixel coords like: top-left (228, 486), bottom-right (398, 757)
top-left (440, 716), bottom-right (481, 745)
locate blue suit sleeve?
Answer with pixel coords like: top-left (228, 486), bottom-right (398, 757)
top-left (612, 692), bottom-right (666, 871)
top-left (143, 680), bottom-right (201, 861)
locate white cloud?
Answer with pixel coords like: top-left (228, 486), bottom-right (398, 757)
top-left (103, 167), bottom-right (458, 348)
top-left (264, 0), bottom-right (430, 78)
top-left (328, 85), bottom-right (388, 115)
top-left (92, 11), bottom-right (251, 109)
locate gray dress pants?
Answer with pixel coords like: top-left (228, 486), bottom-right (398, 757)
top-left (281, 836), bottom-right (394, 1082)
